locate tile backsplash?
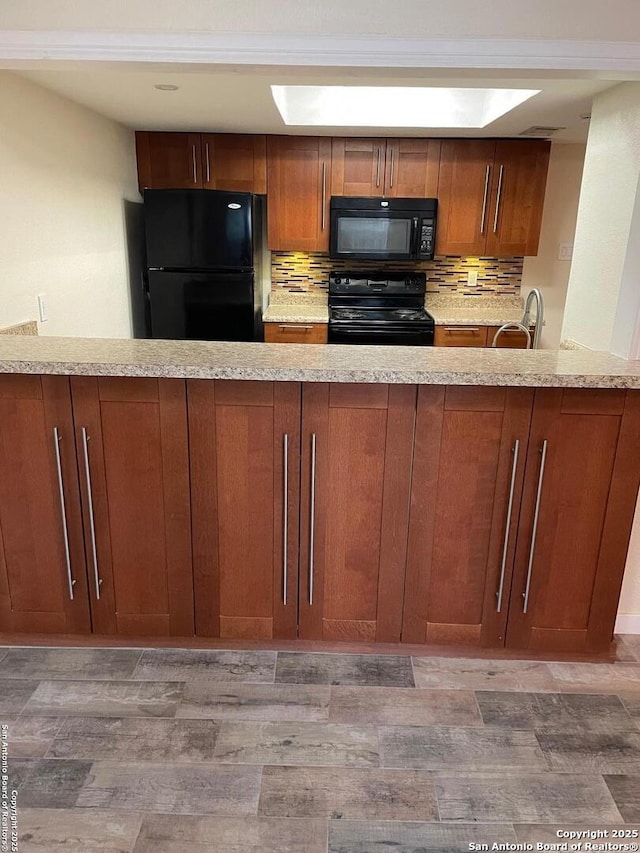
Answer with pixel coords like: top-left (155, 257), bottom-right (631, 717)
top-left (271, 252), bottom-right (523, 296)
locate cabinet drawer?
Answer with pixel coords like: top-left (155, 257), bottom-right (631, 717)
top-left (434, 326), bottom-right (488, 347)
top-left (487, 326), bottom-right (533, 348)
top-left (264, 322), bottom-right (328, 344)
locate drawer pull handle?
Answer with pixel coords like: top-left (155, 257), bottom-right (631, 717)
top-left (496, 439), bottom-right (519, 613)
top-left (278, 324), bottom-right (314, 331)
top-left (523, 439), bottom-right (548, 614)
top-left (53, 427), bottom-right (76, 601)
top-left (444, 327), bottom-right (481, 333)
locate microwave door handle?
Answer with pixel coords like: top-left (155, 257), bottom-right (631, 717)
top-left (411, 217), bottom-right (419, 256)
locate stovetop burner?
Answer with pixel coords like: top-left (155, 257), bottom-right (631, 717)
top-left (331, 307), bottom-right (431, 323)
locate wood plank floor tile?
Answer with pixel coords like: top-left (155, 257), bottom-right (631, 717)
top-left (379, 725), bottom-right (546, 770)
top-left (48, 717), bottom-right (220, 762)
top-left (3, 715), bottom-right (63, 757)
top-left (177, 682), bottom-right (330, 721)
top-left (213, 721), bottom-right (379, 766)
top-left (604, 775), bottom-right (640, 822)
top-left (411, 658), bottom-right (556, 692)
top-left (276, 653), bottom-right (414, 687)
top-left (536, 731), bottom-right (640, 773)
top-left (1, 647), bottom-right (142, 680)
top-left (548, 662), bottom-right (640, 693)
top-left (435, 772), bottom-right (623, 823)
top-left (329, 820), bottom-right (517, 852)
top-left (476, 691), bottom-right (635, 732)
top-left (11, 758), bottom-right (93, 809)
top-left (259, 765), bottom-right (437, 820)
top-left (133, 814), bottom-right (327, 852)
top-left (133, 650), bottom-right (276, 683)
top-left (76, 762), bottom-right (262, 815)
top-left (22, 680), bottom-right (184, 717)
top-left (17, 808), bottom-right (143, 853)
top-left (328, 687), bottom-right (482, 726)
top-left (0, 679), bottom-right (39, 713)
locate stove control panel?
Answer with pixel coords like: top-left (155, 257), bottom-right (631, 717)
top-left (329, 271), bottom-right (426, 296)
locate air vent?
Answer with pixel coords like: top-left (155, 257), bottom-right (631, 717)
top-left (519, 126), bottom-right (566, 138)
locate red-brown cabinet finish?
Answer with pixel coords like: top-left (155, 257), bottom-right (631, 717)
top-left (202, 134), bottom-right (267, 193)
top-left (298, 384), bottom-right (416, 643)
top-left (384, 138), bottom-right (441, 198)
top-left (71, 377), bottom-right (193, 636)
top-left (0, 375), bottom-right (90, 634)
top-left (188, 380), bottom-right (301, 639)
top-left (331, 138), bottom-right (440, 198)
top-left (135, 132), bottom-right (203, 190)
top-left (402, 386), bottom-right (534, 647)
top-left (331, 138), bottom-right (387, 197)
top-left (506, 389), bottom-right (640, 653)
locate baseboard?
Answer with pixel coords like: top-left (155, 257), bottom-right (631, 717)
top-left (615, 613), bottom-right (640, 634)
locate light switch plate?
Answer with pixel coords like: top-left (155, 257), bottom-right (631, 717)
top-left (467, 270), bottom-right (478, 286)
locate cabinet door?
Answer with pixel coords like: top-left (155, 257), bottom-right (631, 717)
top-left (384, 138), bottom-right (441, 198)
top-left (299, 384), bottom-right (416, 642)
top-left (135, 132), bottom-right (203, 190)
top-left (485, 140), bottom-right (551, 257)
top-left (202, 134), bottom-right (267, 193)
top-left (267, 136), bottom-right (332, 251)
top-left (188, 380), bottom-right (300, 639)
top-left (507, 389), bottom-right (640, 653)
top-left (403, 386), bottom-right (533, 647)
top-left (435, 140), bottom-right (495, 256)
top-left (0, 376), bottom-right (90, 634)
top-left (330, 138), bottom-right (385, 197)
top-left (71, 377), bottom-right (193, 636)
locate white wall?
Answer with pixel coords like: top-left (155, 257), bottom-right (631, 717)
top-left (521, 143), bottom-right (585, 350)
top-left (618, 494), bottom-right (640, 634)
top-left (0, 71), bottom-right (139, 337)
top-left (1, 0), bottom-right (639, 40)
top-left (561, 82), bottom-right (640, 351)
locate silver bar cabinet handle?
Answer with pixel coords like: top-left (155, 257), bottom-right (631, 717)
top-left (191, 144), bottom-right (198, 184)
top-left (53, 427), bottom-right (75, 601)
top-left (496, 439), bottom-right (519, 613)
top-left (279, 324), bottom-right (313, 331)
top-left (480, 164), bottom-right (491, 234)
top-left (282, 433), bottom-right (289, 606)
top-left (522, 439), bottom-right (548, 614)
top-left (205, 142), bottom-right (211, 183)
top-left (321, 162), bottom-right (327, 231)
top-left (376, 148), bottom-right (381, 187)
top-left (493, 164), bottom-right (504, 233)
top-left (389, 147), bottom-right (395, 188)
top-left (81, 427), bottom-right (102, 600)
top-left (445, 326), bottom-right (481, 333)
top-left (309, 433), bottom-right (317, 606)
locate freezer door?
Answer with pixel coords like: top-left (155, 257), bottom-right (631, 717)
top-left (144, 189), bottom-right (253, 269)
top-left (148, 271), bottom-right (256, 341)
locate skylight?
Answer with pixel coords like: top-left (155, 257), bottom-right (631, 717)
top-left (271, 86), bottom-right (540, 128)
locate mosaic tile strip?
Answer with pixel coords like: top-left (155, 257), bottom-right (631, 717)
top-left (271, 252), bottom-right (523, 296)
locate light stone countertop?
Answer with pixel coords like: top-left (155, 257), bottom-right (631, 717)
top-left (1, 335), bottom-right (640, 389)
top-left (263, 304), bottom-right (330, 324)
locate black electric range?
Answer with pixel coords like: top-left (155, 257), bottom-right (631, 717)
top-left (328, 271), bottom-right (434, 346)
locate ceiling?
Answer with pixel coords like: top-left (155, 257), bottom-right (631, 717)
top-left (16, 65), bottom-right (615, 142)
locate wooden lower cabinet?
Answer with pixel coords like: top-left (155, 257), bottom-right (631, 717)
top-left (264, 322), bottom-right (328, 344)
top-left (506, 389), bottom-right (640, 653)
top-left (434, 326), bottom-right (488, 347)
top-left (0, 375), bottom-right (90, 634)
top-left (298, 384), bottom-right (415, 642)
top-left (71, 377), bottom-right (194, 636)
top-left (188, 380), bottom-right (300, 639)
top-left (403, 386), bottom-right (533, 646)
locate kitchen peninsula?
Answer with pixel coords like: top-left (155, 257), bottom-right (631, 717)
top-left (1, 335), bottom-right (639, 658)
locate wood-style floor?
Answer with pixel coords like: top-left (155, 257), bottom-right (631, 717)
top-left (3, 639), bottom-right (640, 851)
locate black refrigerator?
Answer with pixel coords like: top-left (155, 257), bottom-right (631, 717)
top-left (143, 189), bottom-right (263, 341)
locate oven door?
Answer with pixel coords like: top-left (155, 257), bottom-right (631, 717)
top-left (330, 209), bottom-right (419, 261)
top-left (329, 324), bottom-right (434, 346)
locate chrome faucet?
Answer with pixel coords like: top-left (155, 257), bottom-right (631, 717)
top-left (522, 288), bottom-right (544, 350)
top-left (491, 287), bottom-right (544, 349)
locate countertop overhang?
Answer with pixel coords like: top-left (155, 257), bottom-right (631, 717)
top-left (1, 336), bottom-right (640, 389)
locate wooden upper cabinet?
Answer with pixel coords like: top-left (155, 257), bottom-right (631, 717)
top-left (201, 134), bottom-right (267, 193)
top-left (267, 136), bottom-right (332, 251)
top-left (135, 131), bottom-right (203, 190)
top-left (188, 380), bottom-right (301, 640)
top-left (485, 140), bottom-right (551, 256)
top-left (384, 138), bottom-right (441, 198)
top-left (403, 386), bottom-right (533, 647)
top-left (70, 377), bottom-right (194, 637)
top-left (331, 137), bottom-right (440, 198)
top-left (298, 384), bottom-right (416, 643)
top-left (0, 375), bottom-right (91, 634)
top-left (436, 139), bottom-right (550, 257)
top-left (436, 140), bottom-right (496, 256)
top-left (506, 389), bottom-right (640, 654)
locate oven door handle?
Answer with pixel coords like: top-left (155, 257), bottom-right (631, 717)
top-left (337, 327), bottom-right (432, 335)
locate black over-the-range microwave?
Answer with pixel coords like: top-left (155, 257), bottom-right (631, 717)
top-left (329, 196), bottom-right (437, 262)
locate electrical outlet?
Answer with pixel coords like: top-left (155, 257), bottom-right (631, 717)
top-left (37, 293), bottom-right (48, 322)
top-left (558, 243), bottom-right (573, 261)
top-left (467, 270), bottom-right (478, 287)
